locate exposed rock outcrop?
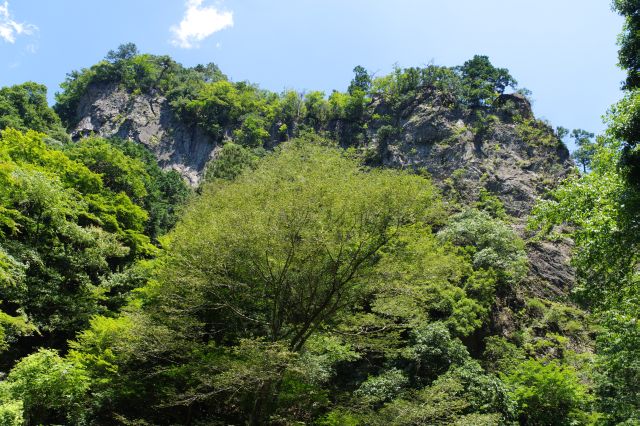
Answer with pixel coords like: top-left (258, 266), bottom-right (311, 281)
top-left (72, 83), bottom-right (215, 185)
top-left (372, 93), bottom-right (572, 218)
top-left (368, 91), bottom-right (575, 299)
top-left (71, 84), bottom-right (576, 299)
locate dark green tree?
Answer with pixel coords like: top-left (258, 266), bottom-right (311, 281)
top-left (348, 65), bottom-right (372, 95)
top-left (610, 2), bottom-right (640, 186)
top-left (570, 129), bottom-right (596, 173)
top-left (105, 42), bottom-right (139, 63)
top-left (613, 0), bottom-right (640, 89)
top-left (457, 55), bottom-right (517, 106)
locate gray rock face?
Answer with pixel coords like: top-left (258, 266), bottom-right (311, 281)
top-left (72, 83), bottom-right (216, 185)
top-left (375, 100), bottom-right (573, 218)
top-left (371, 94), bottom-right (576, 298)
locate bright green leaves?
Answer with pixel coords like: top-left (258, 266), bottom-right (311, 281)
top-left (0, 129), bottom-right (178, 358)
top-left (0, 349), bottom-right (91, 425)
top-left (204, 142), bottom-right (260, 181)
top-left (65, 137), bottom-right (149, 202)
top-left (54, 45), bottom-right (527, 160)
top-left (155, 141), bottom-right (445, 351)
top-left (371, 225), bottom-right (489, 337)
top-left (503, 359), bottom-right (592, 425)
top-left (0, 82), bottom-right (69, 142)
top-left (0, 129), bottom-right (152, 257)
top-left (357, 360), bottom-right (513, 425)
top-left (0, 128), bottom-right (102, 193)
top-left (606, 90), bottom-right (640, 186)
top-left (83, 141), bottom-right (525, 423)
top-left (530, 127), bottom-right (640, 423)
top-left (182, 80), bottom-right (243, 139)
top-left (530, 140), bottom-right (638, 306)
top-left (56, 140), bottom-right (515, 423)
top-left (0, 246), bottom-right (24, 288)
top-left (55, 44), bottom-right (223, 127)
top-left (596, 304), bottom-right (640, 423)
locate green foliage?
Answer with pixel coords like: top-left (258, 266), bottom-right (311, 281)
top-left (476, 188), bottom-right (508, 219)
top-left (354, 368), bottom-right (409, 407)
top-left (606, 90), bottom-right (640, 186)
top-left (204, 142), bottom-right (260, 181)
top-left (613, 0), bottom-right (640, 89)
top-left (0, 82), bottom-right (69, 142)
top-left (371, 64), bottom-right (463, 113)
top-left (105, 42), bottom-right (139, 62)
top-left (456, 55), bottom-right (517, 106)
top-left (596, 305), bottom-right (640, 424)
top-left (1, 349), bottom-right (90, 425)
top-left (373, 361), bottom-right (514, 425)
top-left (178, 79), bottom-right (244, 139)
top-left (55, 43), bottom-right (226, 127)
top-left (66, 137), bottom-right (189, 239)
top-left (571, 129), bottom-right (596, 173)
top-left (0, 129), bottom-right (173, 359)
top-left (516, 118), bottom-right (562, 147)
top-left (609, 3), bottom-right (640, 187)
top-left (504, 358), bottom-right (592, 425)
top-left (54, 46), bottom-right (524, 160)
top-left (405, 322), bottom-right (470, 383)
top-left (0, 375), bottom-right (23, 426)
top-left (234, 113), bottom-right (271, 147)
top-left (531, 137), bottom-right (640, 422)
top-left (1, 46), bottom-right (607, 425)
top-left (58, 139), bottom-right (512, 424)
top-left (530, 139), bottom-right (639, 306)
top-left (438, 209), bottom-right (528, 287)
top-left (369, 225), bottom-right (482, 338)
top-left (304, 90), bottom-right (329, 131)
top-left (154, 140), bottom-right (444, 352)
top-left (65, 137), bottom-right (149, 202)
top-left (483, 336), bottom-right (526, 373)
top-left (548, 13), bottom-right (640, 421)
top-left (348, 66), bottom-right (372, 95)
top-left (0, 401), bottom-right (23, 426)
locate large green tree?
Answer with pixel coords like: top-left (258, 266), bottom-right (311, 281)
top-left (46, 137), bottom-right (538, 425)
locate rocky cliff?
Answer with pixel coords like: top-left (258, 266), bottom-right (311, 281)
top-left (72, 83), bottom-right (215, 185)
top-left (368, 91), bottom-right (575, 300)
top-left (70, 83), bottom-right (576, 301)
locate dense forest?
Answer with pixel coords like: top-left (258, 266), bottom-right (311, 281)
top-left (0, 2), bottom-right (638, 425)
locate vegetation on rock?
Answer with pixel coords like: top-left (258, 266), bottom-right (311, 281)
top-left (0, 33), bottom-right (634, 423)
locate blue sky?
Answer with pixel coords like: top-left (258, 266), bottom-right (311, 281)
top-left (0, 0), bottom-right (625, 146)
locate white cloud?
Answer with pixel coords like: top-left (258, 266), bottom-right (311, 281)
top-left (0, 1), bottom-right (36, 44)
top-left (171, 0), bottom-right (233, 49)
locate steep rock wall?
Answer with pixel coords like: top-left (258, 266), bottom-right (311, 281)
top-left (72, 83), bottom-right (215, 185)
